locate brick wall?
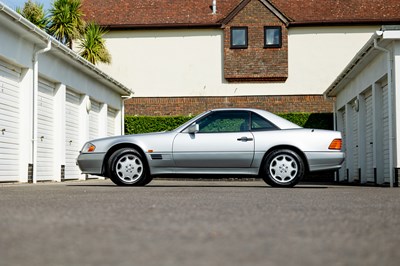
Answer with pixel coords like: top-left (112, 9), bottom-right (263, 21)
top-left (125, 95), bottom-right (334, 116)
top-left (224, 0), bottom-right (288, 82)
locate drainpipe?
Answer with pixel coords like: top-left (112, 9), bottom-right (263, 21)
top-left (373, 32), bottom-right (394, 187)
top-left (32, 40), bottom-right (52, 184)
top-left (121, 93), bottom-right (134, 135)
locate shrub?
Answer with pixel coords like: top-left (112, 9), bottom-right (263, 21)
top-left (125, 113), bottom-right (333, 134)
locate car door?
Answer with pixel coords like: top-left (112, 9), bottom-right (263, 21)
top-left (172, 110), bottom-right (255, 168)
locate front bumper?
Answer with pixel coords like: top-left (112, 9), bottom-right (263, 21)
top-left (76, 152), bottom-right (106, 175)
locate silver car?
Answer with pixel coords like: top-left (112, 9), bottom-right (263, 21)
top-left (77, 108), bottom-right (344, 187)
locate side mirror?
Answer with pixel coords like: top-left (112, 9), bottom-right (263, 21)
top-left (187, 123), bottom-right (199, 134)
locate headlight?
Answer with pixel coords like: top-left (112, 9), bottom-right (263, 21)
top-left (82, 142), bottom-right (96, 153)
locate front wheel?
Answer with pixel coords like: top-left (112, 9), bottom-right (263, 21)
top-left (107, 148), bottom-right (151, 186)
top-left (262, 149), bottom-right (305, 188)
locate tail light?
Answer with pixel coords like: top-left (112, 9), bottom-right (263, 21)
top-left (329, 139), bottom-right (342, 150)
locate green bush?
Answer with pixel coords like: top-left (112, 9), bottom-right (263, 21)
top-left (125, 113), bottom-right (333, 134)
top-left (125, 116), bottom-right (193, 134)
top-left (279, 113), bottom-right (333, 130)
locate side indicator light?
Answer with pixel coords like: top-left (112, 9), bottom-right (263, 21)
top-left (329, 139), bottom-right (342, 150)
top-left (88, 145), bottom-right (96, 152)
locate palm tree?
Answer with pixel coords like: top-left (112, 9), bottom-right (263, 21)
top-left (79, 22), bottom-right (111, 64)
top-left (16, 0), bottom-right (48, 29)
top-left (47, 0), bottom-right (85, 48)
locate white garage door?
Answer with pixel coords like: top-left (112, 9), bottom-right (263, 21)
top-left (382, 85), bottom-right (390, 182)
top-left (364, 91), bottom-right (374, 182)
top-left (37, 79), bottom-right (55, 181)
top-left (339, 109), bottom-right (347, 181)
top-left (0, 61), bottom-right (21, 182)
top-left (65, 90), bottom-right (81, 180)
top-left (89, 100), bottom-right (101, 140)
top-left (107, 107), bottom-right (117, 136)
top-left (351, 106), bottom-right (359, 181)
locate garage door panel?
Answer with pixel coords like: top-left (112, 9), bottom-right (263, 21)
top-left (107, 108), bottom-right (117, 136)
top-left (0, 90), bottom-right (19, 104)
top-left (352, 108), bottom-right (359, 180)
top-left (365, 92), bottom-right (374, 182)
top-left (37, 79), bottom-right (55, 181)
top-left (339, 109), bottom-right (346, 181)
top-left (0, 61), bottom-right (20, 182)
top-left (89, 100), bottom-right (101, 140)
top-left (65, 89), bottom-right (82, 179)
top-left (0, 149), bottom-right (19, 158)
top-left (382, 85), bottom-right (390, 181)
top-left (0, 109), bottom-right (19, 123)
top-left (0, 135), bottom-right (19, 146)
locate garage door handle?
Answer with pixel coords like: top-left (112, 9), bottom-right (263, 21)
top-left (1, 129), bottom-right (5, 135)
top-left (237, 137), bottom-right (253, 142)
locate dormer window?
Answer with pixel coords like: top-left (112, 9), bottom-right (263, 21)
top-left (264, 26), bottom-right (281, 48)
top-left (230, 27), bottom-right (248, 49)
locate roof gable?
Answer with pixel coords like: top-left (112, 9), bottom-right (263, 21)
top-left (221, 0), bottom-right (290, 26)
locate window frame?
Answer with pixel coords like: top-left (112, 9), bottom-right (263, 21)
top-left (230, 27), bottom-right (248, 49)
top-left (264, 26), bottom-right (282, 48)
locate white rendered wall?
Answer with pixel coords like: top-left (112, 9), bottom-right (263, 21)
top-left (98, 26), bottom-right (378, 97)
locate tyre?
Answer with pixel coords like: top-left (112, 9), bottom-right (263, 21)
top-left (107, 148), bottom-right (150, 186)
top-left (262, 149), bottom-right (305, 188)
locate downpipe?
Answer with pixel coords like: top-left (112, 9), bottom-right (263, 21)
top-left (121, 93), bottom-right (134, 135)
top-left (32, 40), bottom-right (51, 184)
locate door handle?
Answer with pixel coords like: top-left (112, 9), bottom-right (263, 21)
top-left (237, 136), bottom-right (253, 142)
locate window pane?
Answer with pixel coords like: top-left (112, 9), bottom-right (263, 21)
top-left (265, 27), bottom-right (281, 47)
top-left (251, 113), bottom-right (277, 131)
top-left (198, 111), bottom-right (249, 133)
top-left (231, 27), bottom-right (247, 48)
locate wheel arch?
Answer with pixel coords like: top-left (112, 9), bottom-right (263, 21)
top-left (101, 143), bottom-right (150, 176)
top-left (259, 145), bottom-right (310, 175)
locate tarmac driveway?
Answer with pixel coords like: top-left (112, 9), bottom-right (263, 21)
top-left (0, 179), bottom-right (399, 266)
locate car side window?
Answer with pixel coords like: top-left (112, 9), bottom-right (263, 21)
top-left (251, 113), bottom-right (277, 131)
top-left (197, 111), bottom-right (249, 133)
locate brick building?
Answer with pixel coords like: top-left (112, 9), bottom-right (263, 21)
top-left (82, 0), bottom-right (400, 116)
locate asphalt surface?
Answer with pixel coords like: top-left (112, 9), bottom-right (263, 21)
top-left (0, 179), bottom-right (399, 266)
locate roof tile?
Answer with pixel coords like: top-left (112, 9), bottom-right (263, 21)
top-left (81, 0), bottom-right (400, 27)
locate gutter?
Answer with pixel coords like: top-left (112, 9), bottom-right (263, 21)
top-left (288, 19), bottom-right (400, 27)
top-left (32, 41), bottom-right (52, 184)
top-left (103, 23), bottom-right (223, 30)
top-left (373, 32), bottom-right (394, 188)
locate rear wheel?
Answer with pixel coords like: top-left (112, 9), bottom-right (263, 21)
top-left (107, 148), bottom-right (151, 186)
top-left (262, 149), bottom-right (304, 188)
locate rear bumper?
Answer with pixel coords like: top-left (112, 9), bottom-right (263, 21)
top-left (76, 152), bottom-right (106, 175)
top-left (305, 151), bottom-right (345, 172)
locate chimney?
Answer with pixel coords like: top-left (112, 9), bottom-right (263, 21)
top-left (212, 0), bottom-right (217, 14)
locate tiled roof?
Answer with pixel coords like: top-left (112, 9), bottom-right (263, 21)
top-left (82, 0), bottom-right (241, 27)
top-left (273, 0), bottom-right (400, 25)
top-left (81, 0), bottom-right (400, 27)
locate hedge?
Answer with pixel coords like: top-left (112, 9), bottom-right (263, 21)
top-left (125, 113), bottom-right (333, 134)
